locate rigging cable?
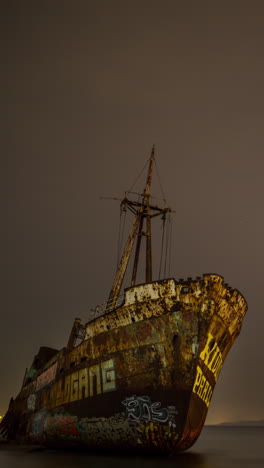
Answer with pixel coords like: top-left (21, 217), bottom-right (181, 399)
top-left (164, 213), bottom-right (171, 278)
top-left (116, 207), bottom-right (123, 268)
top-left (158, 213), bottom-right (166, 280)
top-left (120, 206), bottom-right (127, 259)
top-left (116, 204), bottom-right (127, 268)
top-left (154, 157), bottom-right (167, 204)
top-left (168, 214), bottom-right (172, 277)
top-left (127, 158), bottom-right (149, 194)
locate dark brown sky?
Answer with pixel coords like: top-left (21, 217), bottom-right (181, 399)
top-left (2, 1), bottom-right (264, 423)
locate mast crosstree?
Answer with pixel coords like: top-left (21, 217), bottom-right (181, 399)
top-left (107, 145), bottom-right (172, 310)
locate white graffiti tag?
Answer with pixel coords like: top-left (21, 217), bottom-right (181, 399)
top-left (122, 395), bottom-right (169, 423)
top-left (27, 393), bottom-right (37, 411)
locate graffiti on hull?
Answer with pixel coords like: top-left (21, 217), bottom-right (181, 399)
top-left (31, 409), bottom-right (49, 437)
top-left (27, 393), bottom-right (37, 411)
top-left (122, 395), bottom-right (170, 423)
top-left (200, 333), bottom-right (223, 380)
top-left (192, 332), bottom-right (224, 407)
top-left (29, 395), bottom-right (178, 450)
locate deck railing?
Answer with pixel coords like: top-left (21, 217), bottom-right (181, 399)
top-left (86, 294), bottom-right (125, 323)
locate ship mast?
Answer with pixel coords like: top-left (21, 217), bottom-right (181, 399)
top-left (107, 146), bottom-right (171, 310)
top-left (131, 146), bottom-right (154, 286)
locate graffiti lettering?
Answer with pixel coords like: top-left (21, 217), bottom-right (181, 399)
top-left (78, 368), bottom-right (89, 400)
top-left (31, 410), bottom-right (48, 436)
top-left (193, 366), bottom-right (213, 407)
top-left (27, 393), bottom-right (36, 411)
top-left (89, 365), bottom-right (102, 396)
top-left (40, 359), bottom-right (116, 409)
top-left (30, 409), bottom-right (179, 448)
top-left (45, 414), bottom-right (81, 438)
top-left (101, 359), bottom-right (115, 393)
top-left (36, 362), bottom-right (58, 391)
top-left (122, 395), bottom-right (169, 423)
top-left (200, 333), bottom-right (223, 380)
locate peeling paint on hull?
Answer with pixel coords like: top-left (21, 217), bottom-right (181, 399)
top-left (0, 274), bottom-right (247, 454)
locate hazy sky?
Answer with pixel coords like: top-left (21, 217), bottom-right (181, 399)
top-left (2, 1), bottom-right (264, 424)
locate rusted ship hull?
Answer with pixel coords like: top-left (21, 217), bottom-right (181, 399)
top-left (0, 274), bottom-right (247, 453)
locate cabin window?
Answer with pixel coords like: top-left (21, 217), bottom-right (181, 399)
top-left (182, 286), bottom-right (189, 294)
top-left (131, 316), bottom-right (135, 323)
top-left (70, 361), bottom-right (75, 368)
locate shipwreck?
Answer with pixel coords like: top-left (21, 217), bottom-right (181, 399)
top-left (0, 146), bottom-right (247, 453)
